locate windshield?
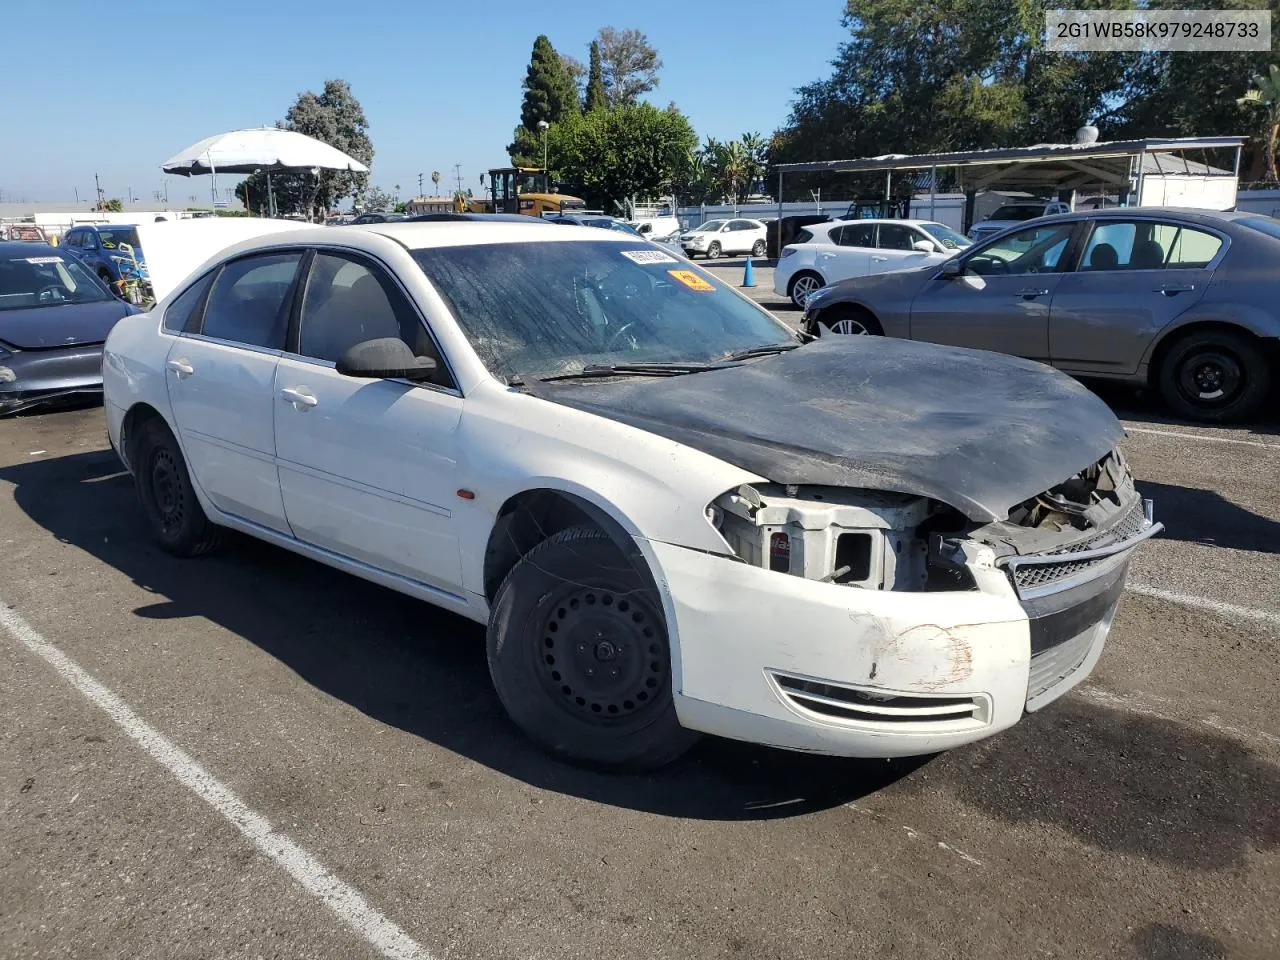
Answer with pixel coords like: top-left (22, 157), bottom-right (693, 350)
top-left (989, 205), bottom-right (1045, 221)
top-left (919, 222), bottom-right (972, 249)
top-left (411, 240), bottom-right (795, 380)
top-left (97, 227), bottom-right (142, 253)
top-left (0, 254), bottom-right (112, 310)
top-left (693, 220), bottom-right (725, 232)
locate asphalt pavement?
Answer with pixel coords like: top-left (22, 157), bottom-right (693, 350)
top-left (2, 395), bottom-right (1277, 960)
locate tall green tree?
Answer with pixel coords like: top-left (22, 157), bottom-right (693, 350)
top-left (235, 79), bottom-right (372, 218)
top-left (585, 40), bottom-right (608, 112)
top-left (519, 35), bottom-right (580, 131)
top-left (1238, 63), bottom-right (1280, 181)
top-left (542, 103), bottom-right (696, 211)
top-left (597, 27), bottom-right (662, 108)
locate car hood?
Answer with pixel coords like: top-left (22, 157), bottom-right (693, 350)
top-left (0, 299), bottom-right (134, 349)
top-left (528, 337), bottom-right (1123, 522)
top-left (816, 263), bottom-right (934, 303)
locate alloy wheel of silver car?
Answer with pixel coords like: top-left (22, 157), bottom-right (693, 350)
top-left (789, 274), bottom-right (822, 308)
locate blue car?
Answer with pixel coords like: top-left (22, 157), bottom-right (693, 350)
top-left (60, 224), bottom-right (150, 302)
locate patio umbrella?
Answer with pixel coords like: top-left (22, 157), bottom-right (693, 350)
top-left (162, 128), bottom-right (369, 216)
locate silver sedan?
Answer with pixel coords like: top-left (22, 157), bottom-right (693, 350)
top-left (801, 208), bottom-right (1280, 422)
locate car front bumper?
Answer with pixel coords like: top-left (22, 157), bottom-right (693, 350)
top-left (0, 344), bottom-right (105, 415)
top-left (643, 535), bottom-right (1133, 758)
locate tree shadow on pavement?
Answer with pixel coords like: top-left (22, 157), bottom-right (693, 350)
top-left (909, 695), bottom-right (1280, 872)
top-left (1136, 479), bottom-right (1280, 554)
top-left (0, 449), bottom-right (927, 821)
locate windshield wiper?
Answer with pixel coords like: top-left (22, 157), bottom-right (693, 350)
top-left (722, 342), bottom-right (802, 362)
top-left (536, 361), bottom-right (718, 383)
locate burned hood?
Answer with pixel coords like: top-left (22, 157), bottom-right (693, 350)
top-left (0, 299), bottom-right (134, 349)
top-left (529, 337), bottom-right (1124, 522)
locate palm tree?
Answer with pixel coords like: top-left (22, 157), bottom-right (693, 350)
top-left (1238, 64), bottom-right (1280, 182)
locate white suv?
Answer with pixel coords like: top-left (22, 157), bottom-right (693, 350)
top-left (774, 219), bottom-right (970, 308)
top-left (680, 218), bottom-right (767, 259)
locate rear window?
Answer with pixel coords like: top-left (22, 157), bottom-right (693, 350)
top-left (1236, 215), bottom-right (1280, 242)
top-left (796, 229), bottom-right (814, 243)
top-left (990, 205), bottom-right (1045, 221)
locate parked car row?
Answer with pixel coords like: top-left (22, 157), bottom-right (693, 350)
top-left (802, 207), bottom-right (1280, 422)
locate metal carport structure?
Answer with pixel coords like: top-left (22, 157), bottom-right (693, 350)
top-left (773, 136), bottom-right (1246, 230)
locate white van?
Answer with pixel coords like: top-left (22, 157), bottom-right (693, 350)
top-left (629, 216), bottom-right (682, 241)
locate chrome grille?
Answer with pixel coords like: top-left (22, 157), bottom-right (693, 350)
top-left (1011, 499), bottom-right (1147, 592)
top-left (1027, 629), bottom-right (1096, 701)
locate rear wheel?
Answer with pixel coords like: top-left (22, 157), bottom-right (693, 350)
top-left (1156, 329), bottom-right (1271, 423)
top-left (487, 526), bottom-right (697, 770)
top-left (751, 240), bottom-right (766, 257)
top-left (706, 241), bottom-right (722, 259)
top-left (787, 271), bottom-right (824, 309)
top-left (133, 419), bottom-right (225, 556)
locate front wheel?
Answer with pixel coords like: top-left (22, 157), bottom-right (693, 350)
top-left (819, 305), bottom-right (883, 337)
top-left (1157, 329), bottom-right (1271, 423)
top-left (706, 241), bottom-right (721, 259)
top-left (751, 240), bottom-right (765, 257)
top-left (487, 527), bottom-right (698, 770)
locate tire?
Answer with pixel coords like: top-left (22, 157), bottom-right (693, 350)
top-left (787, 271), bottom-right (824, 309)
top-left (1156, 329), bottom-right (1271, 423)
top-left (706, 241), bottom-right (721, 260)
top-left (487, 526), bottom-right (698, 771)
top-left (751, 240), bottom-right (765, 257)
top-left (819, 304), bottom-right (883, 337)
top-left (133, 419), bottom-right (225, 557)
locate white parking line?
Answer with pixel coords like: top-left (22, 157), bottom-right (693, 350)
top-left (0, 602), bottom-right (433, 960)
top-left (1123, 425), bottom-right (1280, 450)
top-left (1127, 581), bottom-right (1280, 630)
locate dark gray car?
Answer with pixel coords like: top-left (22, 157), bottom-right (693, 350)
top-left (802, 208), bottom-right (1280, 422)
top-left (0, 242), bottom-right (136, 415)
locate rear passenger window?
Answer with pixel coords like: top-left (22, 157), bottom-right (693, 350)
top-left (837, 224), bottom-right (876, 248)
top-left (1152, 224), bottom-right (1223, 268)
top-left (163, 272), bottom-right (215, 334)
top-left (200, 252), bottom-right (302, 349)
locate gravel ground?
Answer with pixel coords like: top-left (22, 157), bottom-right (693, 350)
top-left (1, 395), bottom-right (1276, 960)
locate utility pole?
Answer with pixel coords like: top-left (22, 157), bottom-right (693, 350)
top-left (74, 186), bottom-right (80, 204)
top-left (94, 173), bottom-right (106, 211)
top-left (454, 163), bottom-right (463, 194)
top-left (418, 172), bottom-right (424, 196)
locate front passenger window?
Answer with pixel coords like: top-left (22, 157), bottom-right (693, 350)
top-left (200, 252), bottom-right (302, 349)
top-left (966, 223), bottom-right (1075, 277)
top-left (297, 252), bottom-right (446, 381)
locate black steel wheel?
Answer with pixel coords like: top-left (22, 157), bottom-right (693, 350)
top-left (133, 419), bottom-right (225, 556)
top-left (1157, 329), bottom-right (1270, 423)
top-left (487, 526), bottom-right (697, 770)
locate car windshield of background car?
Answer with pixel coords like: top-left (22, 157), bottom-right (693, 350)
top-left (920, 222), bottom-right (972, 249)
top-left (412, 241), bottom-right (795, 381)
top-left (0, 255), bottom-right (112, 310)
top-left (990, 205), bottom-right (1045, 221)
top-left (693, 220), bottom-right (725, 232)
top-left (97, 227), bottom-right (142, 251)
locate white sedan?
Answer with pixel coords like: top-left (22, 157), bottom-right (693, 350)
top-left (103, 221), bottom-right (1157, 769)
top-left (775, 219), bottom-right (971, 309)
top-left (679, 218), bottom-right (767, 259)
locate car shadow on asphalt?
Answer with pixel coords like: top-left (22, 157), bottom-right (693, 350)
top-left (0, 449), bottom-right (928, 821)
top-left (1087, 380), bottom-right (1280, 437)
top-left (1136, 479), bottom-right (1280, 554)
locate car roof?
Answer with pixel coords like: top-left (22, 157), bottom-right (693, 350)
top-left (0, 240), bottom-right (65, 256)
top-left (1032, 206), bottom-right (1255, 227)
top-left (820, 218), bottom-right (939, 227)
top-left (360, 220), bottom-right (639, 249)
top-left (403, 213), bottom-right (548, 223)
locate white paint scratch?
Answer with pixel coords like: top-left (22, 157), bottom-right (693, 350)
top-left (1123, 425), bottom-right (1280, 450)
top-left (0, 602), bottom-right (432, 960)
top-left (1127, 582), bottom-right (1280, 630)
top-left (844, 802), bottom-right (983, 868)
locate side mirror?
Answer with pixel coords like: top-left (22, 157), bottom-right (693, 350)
top-left (336, 338), bottom-right (438, 382)
top-left (941, 259), bottom-right (964, 278)
top-left (912, 240), bottom-right (937, 253)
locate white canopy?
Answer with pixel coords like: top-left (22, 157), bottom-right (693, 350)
top-left (161, 128), bottom-right (369, 176)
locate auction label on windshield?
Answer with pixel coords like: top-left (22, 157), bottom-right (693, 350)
top-left (1047, 8), bottom-right (1269, 51)
top-left (620, 249), bottom-right (678, 264)
top-left (668, 269), bottom-right (715, 292)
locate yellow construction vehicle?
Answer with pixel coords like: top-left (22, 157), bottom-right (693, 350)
top-left (465, 167), bottom-right (585, 217)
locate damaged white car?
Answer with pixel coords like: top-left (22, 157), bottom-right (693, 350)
top-left (102, 221), bottom-right (1159, 769)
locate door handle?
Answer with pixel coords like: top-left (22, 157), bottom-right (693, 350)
top-left (871, 255), bottom-right (888, 262)
top-left (1017, 287), bottom-right (1050, 298)
top-left (280, 386), bottom-right (318, 409)
top-left (1157, 283), bottom-right (1195, 295)
top-left (166, 358), bottom-right (194, 378)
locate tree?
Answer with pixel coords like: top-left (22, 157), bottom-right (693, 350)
top-left (543, 103), bottom-right (696, 211)
top-left (1238, 64), bottom-right (1280, 181)
top-left (561, 53), bottom-right (586, 102)
top-left (585, 40), bottom-right (608, 112)
top-left (597, 27), bottom-right (662, 108)
top-left (519, 35), bottom-right (580, 131)
top-left (95, 197), bottom-right (124, 212)
top-left (359, 185), bottom-right (396, 212)
top-left (235, 79), bottom-right (373, 219)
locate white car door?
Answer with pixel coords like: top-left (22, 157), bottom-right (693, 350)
top-left (819, 223), bottom-right (874, 281)
top-left (272, 250), bottom-right (465, 595)
top-left (165, 250), bottom-right (303, 534)
top-left (871, 223), bottom-right (939, 274)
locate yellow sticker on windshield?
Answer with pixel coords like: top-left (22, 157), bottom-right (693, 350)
top-left (667, 269), bottom-right (715, 292)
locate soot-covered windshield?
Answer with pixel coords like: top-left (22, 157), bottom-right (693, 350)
top-left (411, 240), bottom-right (795, 381)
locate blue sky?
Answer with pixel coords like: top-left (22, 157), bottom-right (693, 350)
top-left (1, 0), bottom-right (847, 205)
